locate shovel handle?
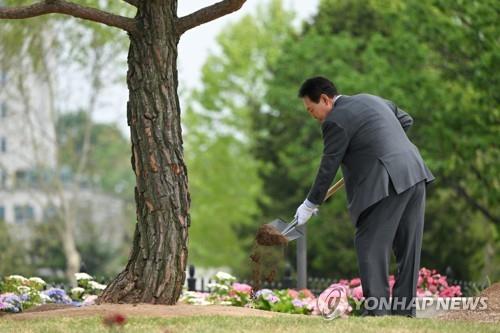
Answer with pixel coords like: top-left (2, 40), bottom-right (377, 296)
top-left (324, 178), bottom-right (344, 202)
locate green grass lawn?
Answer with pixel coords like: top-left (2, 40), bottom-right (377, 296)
top-left (0, 315), bottom-right (498, 333)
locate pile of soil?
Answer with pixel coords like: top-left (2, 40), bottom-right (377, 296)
top-left (439, 282), bottom-right (500, 323)
top-left (250, 224), bottom-right (289, 292)
top-left (255, 224), bottom-right (289, 246)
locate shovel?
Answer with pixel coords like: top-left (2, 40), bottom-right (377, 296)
top-left (266, 178), bottom-right (345, 242)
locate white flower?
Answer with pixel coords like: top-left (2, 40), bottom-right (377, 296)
top-left (191, 299), bottom-right (212, 305)
top-left (7, 275), bottom-right (28, 283)
top-left (215, 272), bottom-right (236, 281)
top-left (17, 286), bottom-right (31, 294)
top-left (29, 277), bottom-right (46, 286)
top-left (89, 281), bottom-right (107, 290)
top-left (71, 287), bottom-right (85, 295)
top-left (75, 273), bottom-right (93, 281)
top-left (207, 283), bottom-right (229, 291)
top-left (40, 293), bottom-right (52, 303)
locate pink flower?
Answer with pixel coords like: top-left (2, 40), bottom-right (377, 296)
top-left (317, 284), bottom-right (351, 318)
top-left (389, 279), bottom-right (396, 296)
top-left (426, 276), bottom-right (434, 286)
top-left (439, 286), bottom-right (462, 297)
top-left (82, 295), bottom-right (98, 306)
top-left (437, 276), bottom-right (449, 288)
top-left (351, 285), bottom-right (364, 300)
top-left (420, 267), bottom-right (431, 278)
top-left (417, 275), bottom-right (423, 287)
top-left (338, 279), bottom-right (349, 286)
top-left (299, 288), bottom-right (315, 299)
top-left (231, 283), bottom-right (252, 295)
top-left (417, 289), bottom-right (433, 297)
top-left (287, 289), bottom-right (299, 299)
top-left (349, 278), bottom-right (361, 288)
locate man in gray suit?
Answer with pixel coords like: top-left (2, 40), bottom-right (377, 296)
top-left (294, 76), bottom-right (435, 317)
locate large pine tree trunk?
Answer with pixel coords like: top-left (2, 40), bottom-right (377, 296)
top-left (99, 0), bottom-right (190, 304)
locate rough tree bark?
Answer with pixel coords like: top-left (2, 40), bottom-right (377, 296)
top-left (99, 2), bottom-right (190, 304)
top-left (0, 0), bottom-right (247, 304)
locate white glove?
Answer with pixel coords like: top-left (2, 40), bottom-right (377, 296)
top-left (295, 199), bottom-right (319, 226)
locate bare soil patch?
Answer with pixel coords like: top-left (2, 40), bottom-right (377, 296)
top-left (3, 303), bottom-right (292, 321)
top-left (438, 282), bottom-right (500, 323)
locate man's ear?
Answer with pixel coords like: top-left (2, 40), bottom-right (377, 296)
top-left (321, 94), bottom-right (331, 106)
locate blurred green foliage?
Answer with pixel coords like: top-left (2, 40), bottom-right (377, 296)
top-left (0, 0), bottom-right (497, 284)
top-left (187, 0), bottom-right (499, 281)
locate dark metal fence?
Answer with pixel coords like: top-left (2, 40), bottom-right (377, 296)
top-left (185, 264), bottom-right (491, 297)
top-left (186, 264), bottom-right (340, 296)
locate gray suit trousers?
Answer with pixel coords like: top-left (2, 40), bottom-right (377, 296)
top-left (354, 179), bottom-right (426, 317)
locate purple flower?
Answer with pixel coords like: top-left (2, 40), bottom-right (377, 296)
top-left (266, 295), bottom-right (279, 303)
top-left (0, 293), bottom-right (22, 313)
top-left (43, 288), bottom-right (72, 304)
top-left (255, 289), bottom-right (273, 298)
top-left (292, 299), bottom-right (304, 307)
top-left (0, 293), bottom-right (22, 304)
top-left (71, 301), bottom-right (83, 307)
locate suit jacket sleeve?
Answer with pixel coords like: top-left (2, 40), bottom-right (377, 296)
top-left (384, 99), bottom-right (413, 132)
top-left (306, 120), bottom-right (350, 205)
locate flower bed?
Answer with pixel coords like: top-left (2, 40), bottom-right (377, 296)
top-left (179, 268), bottom-right (463, 317)
top-left (0, 267), bottom-right (462, 316)
top-left (0, 273), bottom-right (104, 313)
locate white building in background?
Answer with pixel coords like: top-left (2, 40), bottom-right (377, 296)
top-left (0, 60), bottom-right (57, 227)
top-left (0, 62), bottom-right (126, 249)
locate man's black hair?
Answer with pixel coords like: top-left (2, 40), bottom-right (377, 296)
top-left (298, 76), bottom-right (338, 103)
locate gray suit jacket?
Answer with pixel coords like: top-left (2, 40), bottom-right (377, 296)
top-left (307, 94), bottom-right (435, 226)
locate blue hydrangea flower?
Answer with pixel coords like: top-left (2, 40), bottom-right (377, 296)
top-left (42, 288), bottom-right (72, 304)
top-left (266, 294), bottom-right (279, 303)
top-left (71, 301), bottom-right (83, 307)
top-left (0, 293), bottom-right (22, 313)
top-left (254, 289), bottom-right (273, 298)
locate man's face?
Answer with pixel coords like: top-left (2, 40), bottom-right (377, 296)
top-left (302, 94), bottom-right (333, 123)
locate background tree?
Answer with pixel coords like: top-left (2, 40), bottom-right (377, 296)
top-left (0, 5), bottom-right (131, 285)
top-left (1, 0), bottom-right (248, 304)
top-left (183, 0), bottom-right (294, 278)
top-left (257, 0), bottom-right (499, 280)
top-left (56, 111), bottom-right (136, 278)
top-left (184, 0), bottom-right (498, 283)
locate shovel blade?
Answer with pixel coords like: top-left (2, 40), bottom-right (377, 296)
top-left (268, 218), bottom-right (304, 242)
